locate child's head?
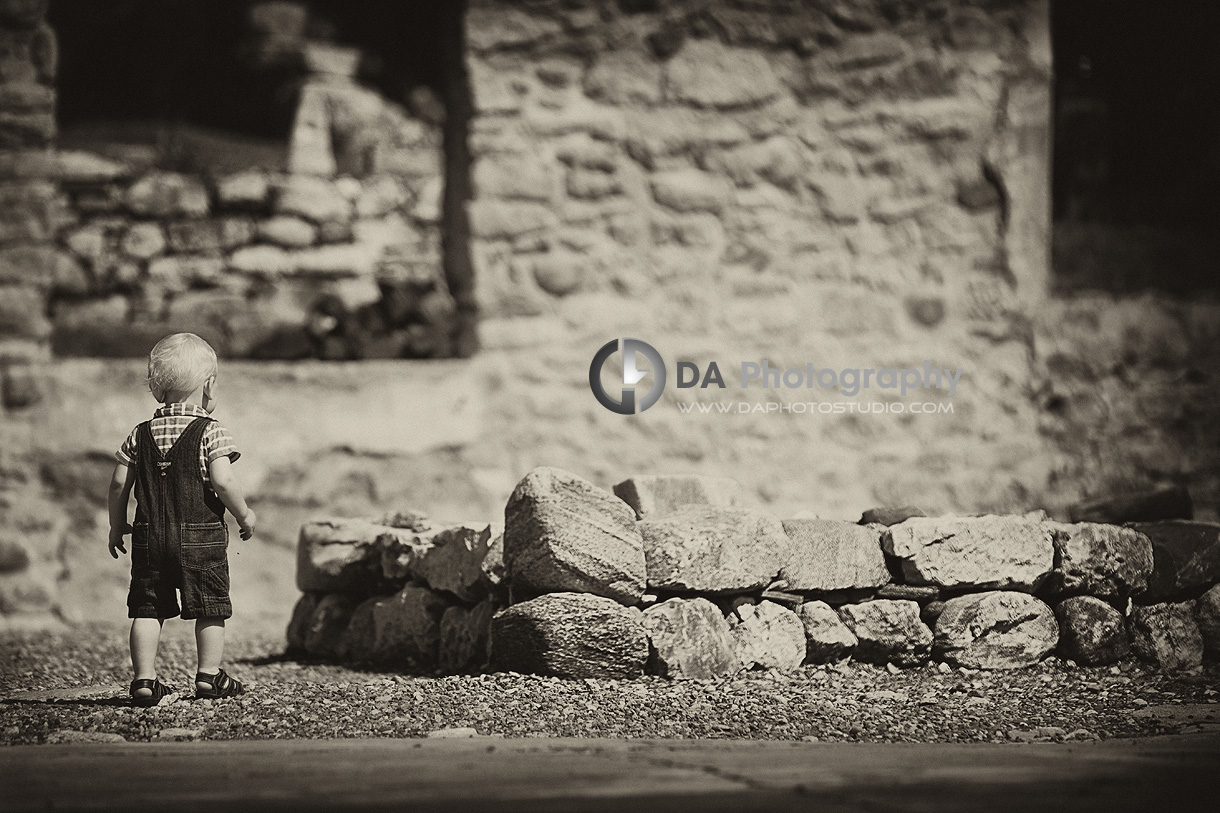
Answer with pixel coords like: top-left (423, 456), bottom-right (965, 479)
top-left (147, 333), bottom-right (218, 404)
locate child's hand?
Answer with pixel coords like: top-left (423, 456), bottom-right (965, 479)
top-left (108, 525), bottom-right (131, 559)
top-left (238, 509), bottom-right (257, 541)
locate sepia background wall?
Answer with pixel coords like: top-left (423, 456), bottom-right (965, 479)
top-left (1, 0), bottom-right (1217, 630)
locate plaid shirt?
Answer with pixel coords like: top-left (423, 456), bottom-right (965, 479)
top-left (116, 403), bottom-right (240, 484)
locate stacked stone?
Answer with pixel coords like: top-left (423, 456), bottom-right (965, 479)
top-left (0, 0), bottom-right (66, 409)
top-left (463, 0), bottom-right (1050, 339)
top-left (287, 512), bottom-right (505, 673)
top-left (41, 154), bottom-right (449, 360)
top-left (288, 468), bottom-right (1220, 678)
top-left (0, 12), bottom-right (449, 366)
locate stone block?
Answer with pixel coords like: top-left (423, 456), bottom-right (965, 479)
top-left (259, 215), bottom-right (317, 248)
top-left (468, 199), bottom-right (555, 238)
top-left (796, 600), bottom-right (857, 663)
top-left (0, 244), bottom-right (79, 288)
top-left (295, 518), bottom-right (388, 592)
top-left (125, 171), bottom-right (209, 218)
top-left (489, 592), bottom-right (648, 679)
top-left (355, 175), bottom-right (408, 219)
top-left (1195, 584), bottom-right (1220, 655)
top-left (0, 150), bottom-right (126, 183)
top-left (411, 524), bottom-right (495, 602)
top-left (303, 592), bottom-right (359, 658)
top-left (289, 244), bottom-right (378, 277)
top-left (335, 596), bottom-right (378, 662)
top-left (276, 175), bottom-right (351, 224)
top-left (934, 592), bottom-right (1058, 670)
top-left (612, 474), bottom-right (742, 519)
top-left (285, 592), bottom-right (320, 653)
top-left (438, 598), bottom-right (497, 673)
top-left (465, 6), bottom-right (562, 52)
top-left (473, 157), bottom-right (555, 202)
top-left (837, 599), bottom-right (931, 666)
top-left (1129, 521), bottom-right (1220, 602)
top-left (216, 170), bottom-right (272, 210)
top-left (166, 220), bottom-right (223, 255)
top-left (119, 223), bottom-right (165, 260)
top-left (584, 47), bottom-right (662, 105)
top-left (665, 40), bottom-right (782, 109)
top-left (729, 600), bottom-right (805, 671)
top-left (505, 467), bottom-right (645, 605)
top-left (148, 256), bottom-right (225, 291)
top-left (367, 584), bottom-right (451, 667)
top-left (779, 519), bottom-right (889, 591)
top-left (649, 168), bottom-right (732, 213)
top-left (228, 245), bottom-right (292, 275)
top-left (1054, 596), bottom-right (1129, 666)
top-left (1130, 602), bottom-right (1204, 672)
top-left (1044, 522), bottom-right (1154, 600)
top-left (641, 506), bottom-right (791, 594)
top-left (0, 284), bottom-right (48, 338)
top-left (883, 516), bottom-right (1054, 591)
top-left (642, 596), bottom-right (738, 679)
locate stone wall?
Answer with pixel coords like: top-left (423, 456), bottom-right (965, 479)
top-left (0, 9), bottom-right (450, 384)
top-left (464, 0), bottom-right (1056, 515)
top-left (287, 470), bottom-right (1220, 677)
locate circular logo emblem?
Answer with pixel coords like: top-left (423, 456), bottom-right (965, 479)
top-left (589, 338), bottom-right (667, 414)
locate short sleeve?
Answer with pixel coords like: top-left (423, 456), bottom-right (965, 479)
top-left (202, 421), bottom-right (240, 464)
top-left (115, 426), bottom-right (139, 466)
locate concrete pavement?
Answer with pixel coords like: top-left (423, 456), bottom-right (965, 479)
top-left (1, 734), bottom-right (1218, 812)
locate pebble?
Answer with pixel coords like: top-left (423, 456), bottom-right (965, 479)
top-left (426, 727), bottom-right (480, 739)
top-left (3, 628), bottom-right (1218, 745)
top-left (155, 727), bottom-right (201, 741)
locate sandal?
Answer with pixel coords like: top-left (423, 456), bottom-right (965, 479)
top-left (194, 667), bottom-right (244, 700)
top-left (130, 677), bottom-right (174, 708)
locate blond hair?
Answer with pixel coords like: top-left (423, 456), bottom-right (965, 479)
top-left (147, 333), bottom-right (218, 403)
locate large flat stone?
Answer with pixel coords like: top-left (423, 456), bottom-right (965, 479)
top-left (504, 467), bottom-right (646, 605)
top-left (1129, 521), bottom-right (1220, 603)
top-left (779, 519), bottom-right (889, 591)
top-left (641, 506), bottom-right (791, 594)
top-left (490, 592), bottom-right (648, 679)
top-left (642, 597), bottom-right (739, 680)
top-left (883, 516), bottom-right (1054, 591)
top-left (296, 519), bottom-right (390, 593)
top-left (934, 592), bottom-right (1058, 670)
top-left (410, 525), bottom-right (496, 603)
top-left (1044, 522), bottom-right (1154, 600)
top-left (612, 474), bottom-right (743, 519)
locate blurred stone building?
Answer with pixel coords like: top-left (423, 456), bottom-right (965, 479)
top-left (0, 0), bottom-right (1217, 626)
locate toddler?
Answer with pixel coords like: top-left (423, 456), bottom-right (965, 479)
top-left (107, 333), bottom-right (256, 706)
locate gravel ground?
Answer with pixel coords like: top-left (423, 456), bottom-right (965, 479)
top-left (2, 625), bottom-right (1218, 746)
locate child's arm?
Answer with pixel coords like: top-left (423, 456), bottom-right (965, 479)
top-left (107, 462), bottom-right (134, 558)
top-left (209, 456), bottom-right (256, 540)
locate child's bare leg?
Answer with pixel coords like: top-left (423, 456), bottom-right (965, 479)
top-left (195, 617), bottom-right (225, 689)
top-left (130, 618), bottom-right (165, 698)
